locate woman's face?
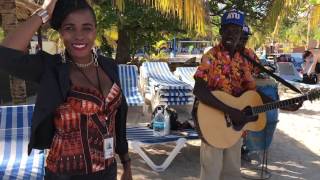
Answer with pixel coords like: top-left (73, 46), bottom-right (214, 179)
top-left (59, 9), bottom-right (96, 61)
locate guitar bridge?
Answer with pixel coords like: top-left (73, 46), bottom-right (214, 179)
top-left (224, 113), bottom-right (232, 127)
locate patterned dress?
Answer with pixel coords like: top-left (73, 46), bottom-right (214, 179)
top-left (46, 83), bottom-right (122, 175)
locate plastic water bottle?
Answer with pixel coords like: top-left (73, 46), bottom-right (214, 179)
top-left (153, 107), bottom-right (166, 136)
top-left (164, 107), bottom-right (171, 135)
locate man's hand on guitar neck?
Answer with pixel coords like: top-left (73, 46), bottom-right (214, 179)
top-left (280, 102), bottom-right (303, 111)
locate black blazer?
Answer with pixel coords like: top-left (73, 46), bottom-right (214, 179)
top-left (0, 46), bottom-right (128, 155)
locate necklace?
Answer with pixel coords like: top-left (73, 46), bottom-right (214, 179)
top-left (73, 58), bottom-right (94, 68)
top-left (73, 63), bottom-right (104, 96)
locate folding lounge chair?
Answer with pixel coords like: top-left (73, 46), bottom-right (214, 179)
top-left (118, 65), bottom-right (149, 124)
top-left (141, 62), bottom-right (194, 110)
top-left (276, 62), bottom-right (320, 91)
top-left (285, 80), bottom-right (320, 91)
top-left (276, 62), bottom-right (302, 82)
top-left (118, 65), bottom-right (144, 107)
top-left (0, 105), bottom-right (45, 180)
top-left (0, 105), bottom-right (34, 129)
top-left (126, 125), bottom-right (198, 172)
top-left (174, 67), bottom-right (197, 87)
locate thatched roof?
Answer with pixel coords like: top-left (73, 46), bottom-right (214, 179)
top-left (16, 0), bottom-right (40, 21)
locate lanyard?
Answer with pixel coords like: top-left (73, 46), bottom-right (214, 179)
top-left (73, 62), bottom-right (105, 96)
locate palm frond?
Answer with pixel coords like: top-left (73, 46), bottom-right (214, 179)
top-left (113, 0), bottom-right (206, 35)
top-left (265, 0), bottom-right (302, 38)
top-left (310, 5), bottom-right (320, 28)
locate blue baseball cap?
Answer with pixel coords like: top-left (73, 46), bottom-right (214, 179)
top-left (243, 24), bottom-right (252, 36)
top-left (221, 10), bottom-right (245, 27)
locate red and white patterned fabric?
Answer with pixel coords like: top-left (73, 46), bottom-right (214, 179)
top-left (46, 84), bottom-right (122, 175)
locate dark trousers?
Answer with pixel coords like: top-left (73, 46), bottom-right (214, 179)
top-left (44, 162), bottom-right (117, 180)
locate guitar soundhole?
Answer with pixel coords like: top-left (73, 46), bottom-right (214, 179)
top-left (243, 106), bottom-right (253, 116)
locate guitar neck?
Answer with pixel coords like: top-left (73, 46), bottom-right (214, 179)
top-left (252, 95), bottom-right (308, 114)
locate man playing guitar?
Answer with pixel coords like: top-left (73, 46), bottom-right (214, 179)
top-left (193, 10), bottom-right (302, 180)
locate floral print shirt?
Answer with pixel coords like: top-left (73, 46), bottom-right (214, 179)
top-left (194, 44), bottom-right (259, 97)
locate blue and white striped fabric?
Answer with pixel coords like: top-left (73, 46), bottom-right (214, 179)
top-left (0, 105), bottom-right (45, 180)
top-left (141, 62), bottom-right (194, 105)
top-left (0, 105), bottom-right (34, 129)
top-left (175, 67), bottom-right (197, 87)
top-left (158, 89), bottom-right (191, 97)
top-left (118, 65), bottom-right (144, 106)
top-left (143, 62), bottom-right (193, 90)
top-left (126, 126), bottom-right (198, 144)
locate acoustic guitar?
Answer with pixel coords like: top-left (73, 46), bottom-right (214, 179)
top-left (197, 89), bottom-right (320, 148)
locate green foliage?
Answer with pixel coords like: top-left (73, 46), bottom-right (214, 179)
top-left (207, 1), bottom-right (273, 28)
top-left (207, 0), bottom-right (274, 47)
top-left (0, 28), bottom-right (4, 42)
top-left (280, 19), bottom-right (308, 46)
top-left (314, 28), bottom-right (320, 40)
top-left (309, 0), bottom-right (320, 5)
top-left (95, 1), bottom-right (192, 60)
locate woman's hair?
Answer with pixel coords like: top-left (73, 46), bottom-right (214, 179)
top-left (50, 0), bottom-right (96, 30)
top-left (303, 50), bottom-right (312, 60)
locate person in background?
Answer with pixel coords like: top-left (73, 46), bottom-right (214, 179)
top-left (277, 54), bottom-right (289, 62)
top-left (302, 50), bottom-right (315, 74)
top-left (311, 48), bottom-right (320, 83)
top-left (302, 50), bottom-right (318, 84)
top-left (0, 0), bottom-right (132, 179)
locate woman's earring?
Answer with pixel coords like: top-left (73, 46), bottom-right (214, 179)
top-left (92, 47), bottom-right (99, 66)
top-left (60, 50), bottom-right (67, 63)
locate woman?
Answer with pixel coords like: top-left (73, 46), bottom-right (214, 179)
top-left (302, 50), bottom-right (318, 84)
top-left (0, 0), bottom-right (132, 179)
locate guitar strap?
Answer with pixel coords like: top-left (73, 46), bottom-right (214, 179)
top-left (240, 52), bottom-right (302, 94)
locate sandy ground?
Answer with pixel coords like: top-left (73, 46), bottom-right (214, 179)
top-left (116, 90), bottom-right (320, 180)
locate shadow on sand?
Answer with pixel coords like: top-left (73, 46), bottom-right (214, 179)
top-left (115, 127), bottom-right (319, 180)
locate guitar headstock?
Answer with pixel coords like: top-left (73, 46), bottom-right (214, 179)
top-left (307, 88), bottom-right (320, 102)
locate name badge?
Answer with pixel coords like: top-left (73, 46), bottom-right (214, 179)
top-left (103, 137), bottom-right (114, 159)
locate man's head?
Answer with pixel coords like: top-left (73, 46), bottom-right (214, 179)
top-left (220, 10), bottom-right (245, 54)
top-left (237, 24), bottom-right (251, 52)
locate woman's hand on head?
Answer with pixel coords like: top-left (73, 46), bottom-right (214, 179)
top-left (42, 0), bottom-right (58, 17)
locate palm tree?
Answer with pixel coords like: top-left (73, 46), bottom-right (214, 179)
top-left (106, 0), bottom-right (206, 64)
top-left (266, 0), bottom-right (320, 49)
top-left (0, 0), bottom-right (39, 105)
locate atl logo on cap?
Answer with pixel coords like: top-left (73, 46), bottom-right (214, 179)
top-left (226, 12), bottom-right (240, 20)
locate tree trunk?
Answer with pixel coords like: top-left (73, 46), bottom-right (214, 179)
top-left (115, 27), bottom-right (131, 64)
top-left (9, 76), bottom-right (27, 104)
top-left (1, 0), bottom-right (27, 105)
top-left (306, 5), bottom-right (312, 50)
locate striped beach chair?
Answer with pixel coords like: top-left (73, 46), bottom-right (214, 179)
top-left (140, 62), bottom-right (194, 109)
top-left (126, 125), bottom-right (198, 172)
top-left (276, 62), bottom-right (302, 82)
top-left (0, 105), bottom-right (45, 180)
top-left (174, 67), bottom-right (197, 87)
top-left (118, 65), bottom-right (149, 124)
top-left (118, 65), bottom-right (144, 106)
